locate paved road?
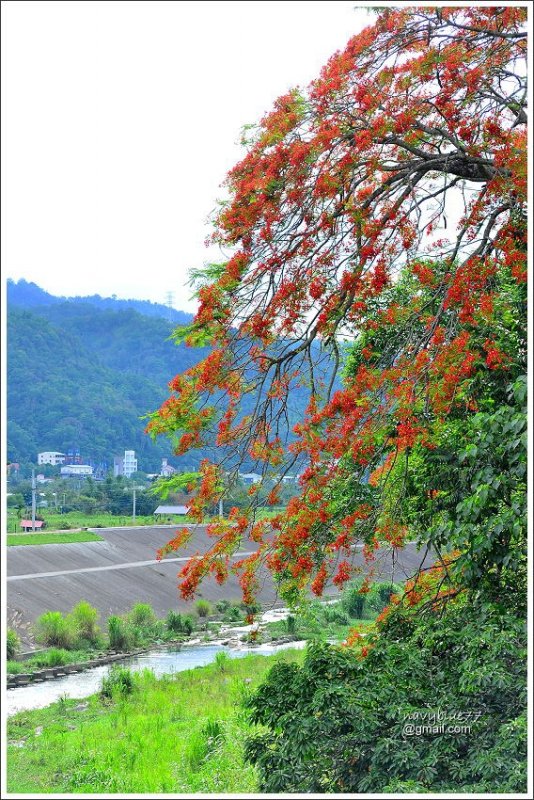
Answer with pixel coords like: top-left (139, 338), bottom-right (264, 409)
top-left (7, 525), bottom-right (432, 645)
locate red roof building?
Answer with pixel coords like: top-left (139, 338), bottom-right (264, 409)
top-left (20, 520), bottom-right (45, 531)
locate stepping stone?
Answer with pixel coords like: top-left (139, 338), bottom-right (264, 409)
top-left (41, 669), bottom-right (56, 678)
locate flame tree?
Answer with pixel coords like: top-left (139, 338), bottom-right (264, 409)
top-left (147, 6), bottom-right (526, 607)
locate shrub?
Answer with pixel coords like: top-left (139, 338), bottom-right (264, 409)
top-left (322, 603), bottom-right (350, 625)
top-left (107, 615), bottom-right (131, 652)
top-left (166, 610), bottom-right (185, 634)
top-left (126, 625), bottom-right (143, 647)
top-left (7, 629), bottom-right (20, 660)
top-left (286, 615), bottom-right (297, 635)
top-left (129, 603), bottom-right (157, 628)
top-left (32, 647), bottom-right (71, 667)
top-left (195, 599), bottom-right (211, 619)
top-left (341, 582), bottom-right (367, 619)
top-left (367, 582), bottom-right (403, 613)
top-left (100, 666), bottom-right (135, 699)
top-left (215, 599), bottom-right (231, 614)
top-left (7, 661), bottom-right (26, 675)
top-left (223, 604), bottom-right (243, 623)
top-left (245, 599), bottom-right (528, 794)
top-left (182, 615), bottom-right (195, 635)
top-left (67, 600), bottom-right (100, 646)
top-left (34, 611), bottom-right (75, 649)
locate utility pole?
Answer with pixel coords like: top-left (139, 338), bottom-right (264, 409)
top-left (31, 469), bottom-right (37, 532)
top-left (219, 498), bottom-right (224, 518)
top-left (132, 487), bottom-right (137, 524)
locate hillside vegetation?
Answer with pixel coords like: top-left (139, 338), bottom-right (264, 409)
top-left (7, 280), bottom-right (331, 472)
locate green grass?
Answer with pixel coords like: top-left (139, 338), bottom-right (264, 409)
top-left (7, 532), bottom-right (104, 546)
top-left (7, 648), bottom-right (304, 794)
top-left (7, 649), bottom-right (98, 674)
top-left (42, 511), bottom-right (160, 530)
top-left (265, 616), bottom-right (374, 643)
top-left (6, 511), bottom-right (189, 533)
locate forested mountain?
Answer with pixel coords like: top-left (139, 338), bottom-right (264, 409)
top-left (7, 279), bottom-right (193, 325)
top-left (7, 282), bottom-right (330, 471)
top-left (6, 303), bottom-right (207, 471)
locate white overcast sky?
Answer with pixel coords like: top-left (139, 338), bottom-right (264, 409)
top-left (1, 0), bottom-right (371, 311)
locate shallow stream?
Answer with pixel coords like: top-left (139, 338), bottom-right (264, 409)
top-left (6, 640), bottom-right (305, 717)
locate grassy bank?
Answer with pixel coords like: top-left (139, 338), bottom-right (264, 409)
top-left (7, 532), bottom-right (104, 546)
top-left (7, 648), bottom-right (99, 674)
top-left (7, 510), bottom-right (188, 533)
top-left (264, 614), bottom-right (374, 643)
top-left (41, 511), bottom-right (160, 529)
top-left (7, 648), bottom-right (304, 794)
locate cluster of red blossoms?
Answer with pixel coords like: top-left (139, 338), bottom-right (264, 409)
top-left (147, 6), bottom-right (526, 606)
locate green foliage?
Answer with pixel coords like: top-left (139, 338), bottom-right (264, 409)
top-left (214, 651), bottom-right (231, 673)
top-left (240, 600), bottom-right (261, 616)
top-left (182, 615), bottom-right (196, 635)
top-left (7, 660), bottom-right (27, 675)
top-left (34, 611), bottom-right (75, 649)
top-left (366, 582), bottom-right (402, 613)
top-left (31, 648), bottom-right (71, 668)
top-left (7, 493), bottom-right (25, 508)
top-left (264, 600), bottom-right (359, 643)
top-left (341, 581), bottom-right (367, 619)
top-left (22, 648), bottom-right (92, 671)
top-left (67, 600), bottom-right (100, 646)
top-left (222, 605), bottom-right (243, 623)
top-left (107, 616), bottom-right (131, 652)
top-left (246, 599), bottom-right (527, 793)
top-left (195, 600), bottom-right (211, 619)
top-left (7, 629), bottom-right (21, 660)
top-left (100, 666), bottom-right (135, 699)
top-left (7, 532), bottom-right (104, 546)
top-left (429, 378), bottom-right (526, 599)
top-left (321, 603), bottom-right (350, 625)
top-left (129, 603), bottom-right (157, 628)
top-left (166, 610), bottom-right (186, 634)
top-left (286, 615), bottom-right (297, 635)
top-left (244, 267), bottom-right (527, 793)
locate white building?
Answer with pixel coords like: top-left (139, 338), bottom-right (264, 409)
top-left (239, 472), bottom-right (262, 485)
top-left (61, 464), bottom-right (93, 477)
top-left (160, 458), bottom-right (175, 477)
top-left (38, 451), bottom-right (66, 466)
top-left (114, 450), bottom-right (138, 478)
top-left (154, 504), bottom-right (189, 516)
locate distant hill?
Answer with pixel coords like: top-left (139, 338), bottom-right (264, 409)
top-left (6, 280), bottom-right (339, 472)
top-left (7, 279), bottom-right (194, 325)
top-left (6, 282), bottom-right (205, 470)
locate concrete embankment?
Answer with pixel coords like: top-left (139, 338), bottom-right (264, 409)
top-left (7, 525), bottom-right (432, 644)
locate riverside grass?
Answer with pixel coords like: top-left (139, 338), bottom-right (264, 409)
top-left (7, 648), bottom-right (304, 794)
top-left (7, 532), bottom-right (104, 546)
top-left (7, 510), bottom-right (183, 533)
